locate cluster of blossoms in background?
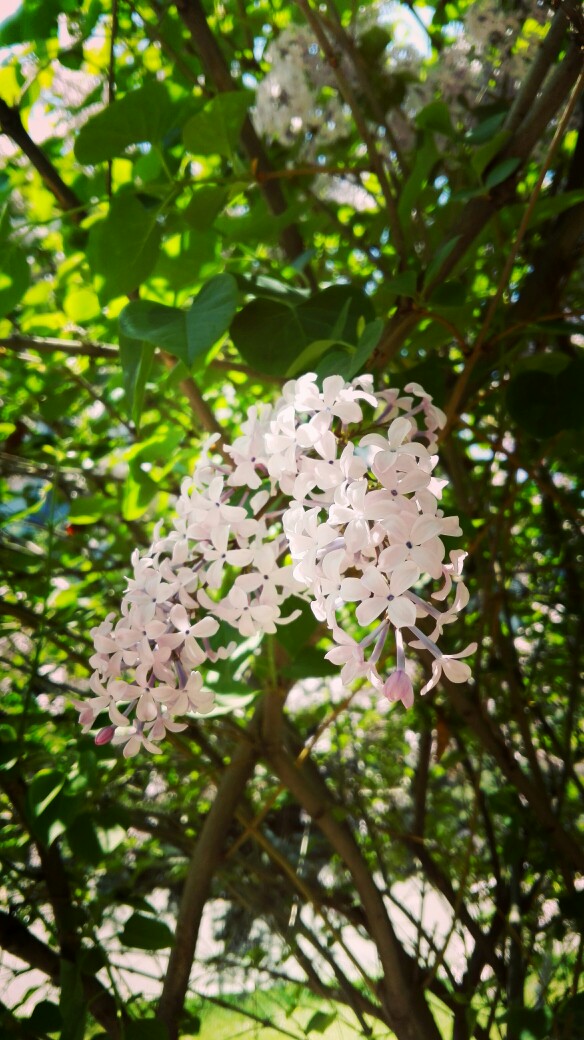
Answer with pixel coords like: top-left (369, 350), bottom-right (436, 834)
top-left (79, 374), bottom-right (475, 756)
top-left (253, 25), bottom-right (353, 154)
top-left (253, 1), bottom-right (551, 156)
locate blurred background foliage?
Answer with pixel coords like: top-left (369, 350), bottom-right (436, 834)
top-left (0, 0), bottom-right (583, 1038)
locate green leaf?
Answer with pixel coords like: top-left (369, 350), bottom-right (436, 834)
top-left (384, 270), bottom-right (418, 297)
top-left (393, 356), bottom-right (447, 405)
top-left (186, 273), bottom-right (238, 365)
top-left (424, 236), bottom-right (462, 287)
top-left (0, 0), bottom-right (62, 45)
top-left (305, 1010), bottom-right (337, 1034)
top-left (120, 275), bottom-right (236, 367)
top-left (471, 129), bottom-right (511, 176)
top-left (231, 285), bottom-right (373, 376)
top-left (276, 598), bottom-right (319, 656)
top-left (500, 189), bottom-right (584, 228)
top-left (0, 243), bottom-right (30, 317)
top-left (63, 288), bottom-right (101, 322)
top-left (357, 25), bottom-right (391, 62)
top-left (300, 285), bottom-right (375, 343)
top-left (415, 100), bottom-right (456, 138)
top-left (125, 1021), bottom-right (168, 1040)
top-left (59, 960), bottom-right (87, 1040)
top-left (316, 349), bottom-right (353, 382)
top-left (428, 281), bottom-right (466, 308)
top-left (231, 297), bottom-right (304, 374)
top-left (346, 317), bottom-right (384, 376)
top-left (484, 157), bottom-right (521, 189)
top-left (119, 335), bottom-right (155, 425)
top-left (66, 813), bottom-right (103, 865)
top-left (120, 913), bottom-right (174, 950)
top-left (183, 91), bottom-right (252, 157)
top-left (466, 111), bottom-right (507, 145)
top-left (96, 820), bottom-right (127, 854)
top-left (74, 81), bottom-right (191, 164)
top-left (499, 1007), bottom-right (552, 1040)
top-left (507, 370), bottom-right (553, 436)
top-left (183, 185), bottom-right (229, 231)
top-left (28, 769), bottom-right (66, 818)
top-left (284, 647), bottom-right (337, 680)
top-left (68, 494), bottom-right (110, 523)
top-left (27, 1000), bottom-right (62, 1034)
top-left (506, 357), bottom-right (584, 437)
top-left (89, 194), bottom-right (162, 297)
top-left (120, 302), bottom-right (187, 363)
top-left (121, 470), bottom-right (159, 520)
top-left (286, 339), bottom-right (339, 378)
top-left (398, 136), bottom-right (439, 228)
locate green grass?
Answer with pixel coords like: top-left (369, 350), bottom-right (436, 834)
top-left (184, 984), bottom-right (453, 1039)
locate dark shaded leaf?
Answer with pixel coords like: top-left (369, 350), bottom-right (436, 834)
top-left (120, 913), bottom-right (174, 950)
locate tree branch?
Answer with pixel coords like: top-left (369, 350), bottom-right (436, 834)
top-left (0, 99), bottom-right (86, 222)
top-left (172, 0), bottom-right (311, 271)
top-left (504, 1), bottom-right (576, 134)
top-left (294, 0), bottom-right (407, 261)
top-left (0, 910), bottom-right (126, 1039)
top-left (267, 740), bottom-right (443, 1040)
top-left (442, 680), bottom-right (584, 876)
top-left (156, 717), bottom-right (261, 1040)
top-left (371, 40), bottom-right (584, 372)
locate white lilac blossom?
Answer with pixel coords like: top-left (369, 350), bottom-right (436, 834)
top-left (79, 374), bottom-right (475, 754)
top-left (253, 6), bottom-right (551, 161)
top-left (253, 26), bottom-right (352, 155)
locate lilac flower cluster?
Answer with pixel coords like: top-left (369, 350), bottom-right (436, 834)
top-left (78, 374), bottom-right (475, 755)
top-left (254, 2), bottom-right (550, 156)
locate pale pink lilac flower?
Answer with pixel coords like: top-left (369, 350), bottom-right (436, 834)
top-left (80, 372), bottom-right (474, 753)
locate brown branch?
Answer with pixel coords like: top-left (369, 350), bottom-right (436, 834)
top-left (0, 99), bottom-right (86, 222)
top-left (0, 336), bottom-right (284, 384)
top-left (442, 679), bottom-right (584, 876)
top-left (173, 0), bottom-right (311, 272)
top-left (0, 334), bottom-right (118, 358)
top-left (371, 40), bottom-right (584, 372)
top-left (294, 0), bottom-right (407, 262)
top-left (399, 834), bottom-right (505, 984)
top-left (158, 351), bottom-right (223, 436)
top-left (0, 910), bottom-right (126, 1039)
top-left (412, 724), bottom-right (432, 840)
top-left (267, 741), bottom-right (443, 1040)
top-left (504, 1), bottom-right (577, 135)
top-left (321, 1), bottom-right (409, 174)
top-left (156, 717), bottom-right (261, 1040)
top-left (441, 63), bottom-right (584, 437)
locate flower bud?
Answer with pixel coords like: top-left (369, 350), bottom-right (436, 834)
top-left (95, 725), bottom-right (116, 746)
top-left (382, 670), bottom-right (414, 709)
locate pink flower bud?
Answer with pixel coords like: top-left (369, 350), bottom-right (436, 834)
top-left (95, 725), bottom-right (116, 746)
top-left (382, 670), bottom-right (414, 709)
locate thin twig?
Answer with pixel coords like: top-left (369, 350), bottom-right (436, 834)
top-left (106, 0), bottom-right (119, 197)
